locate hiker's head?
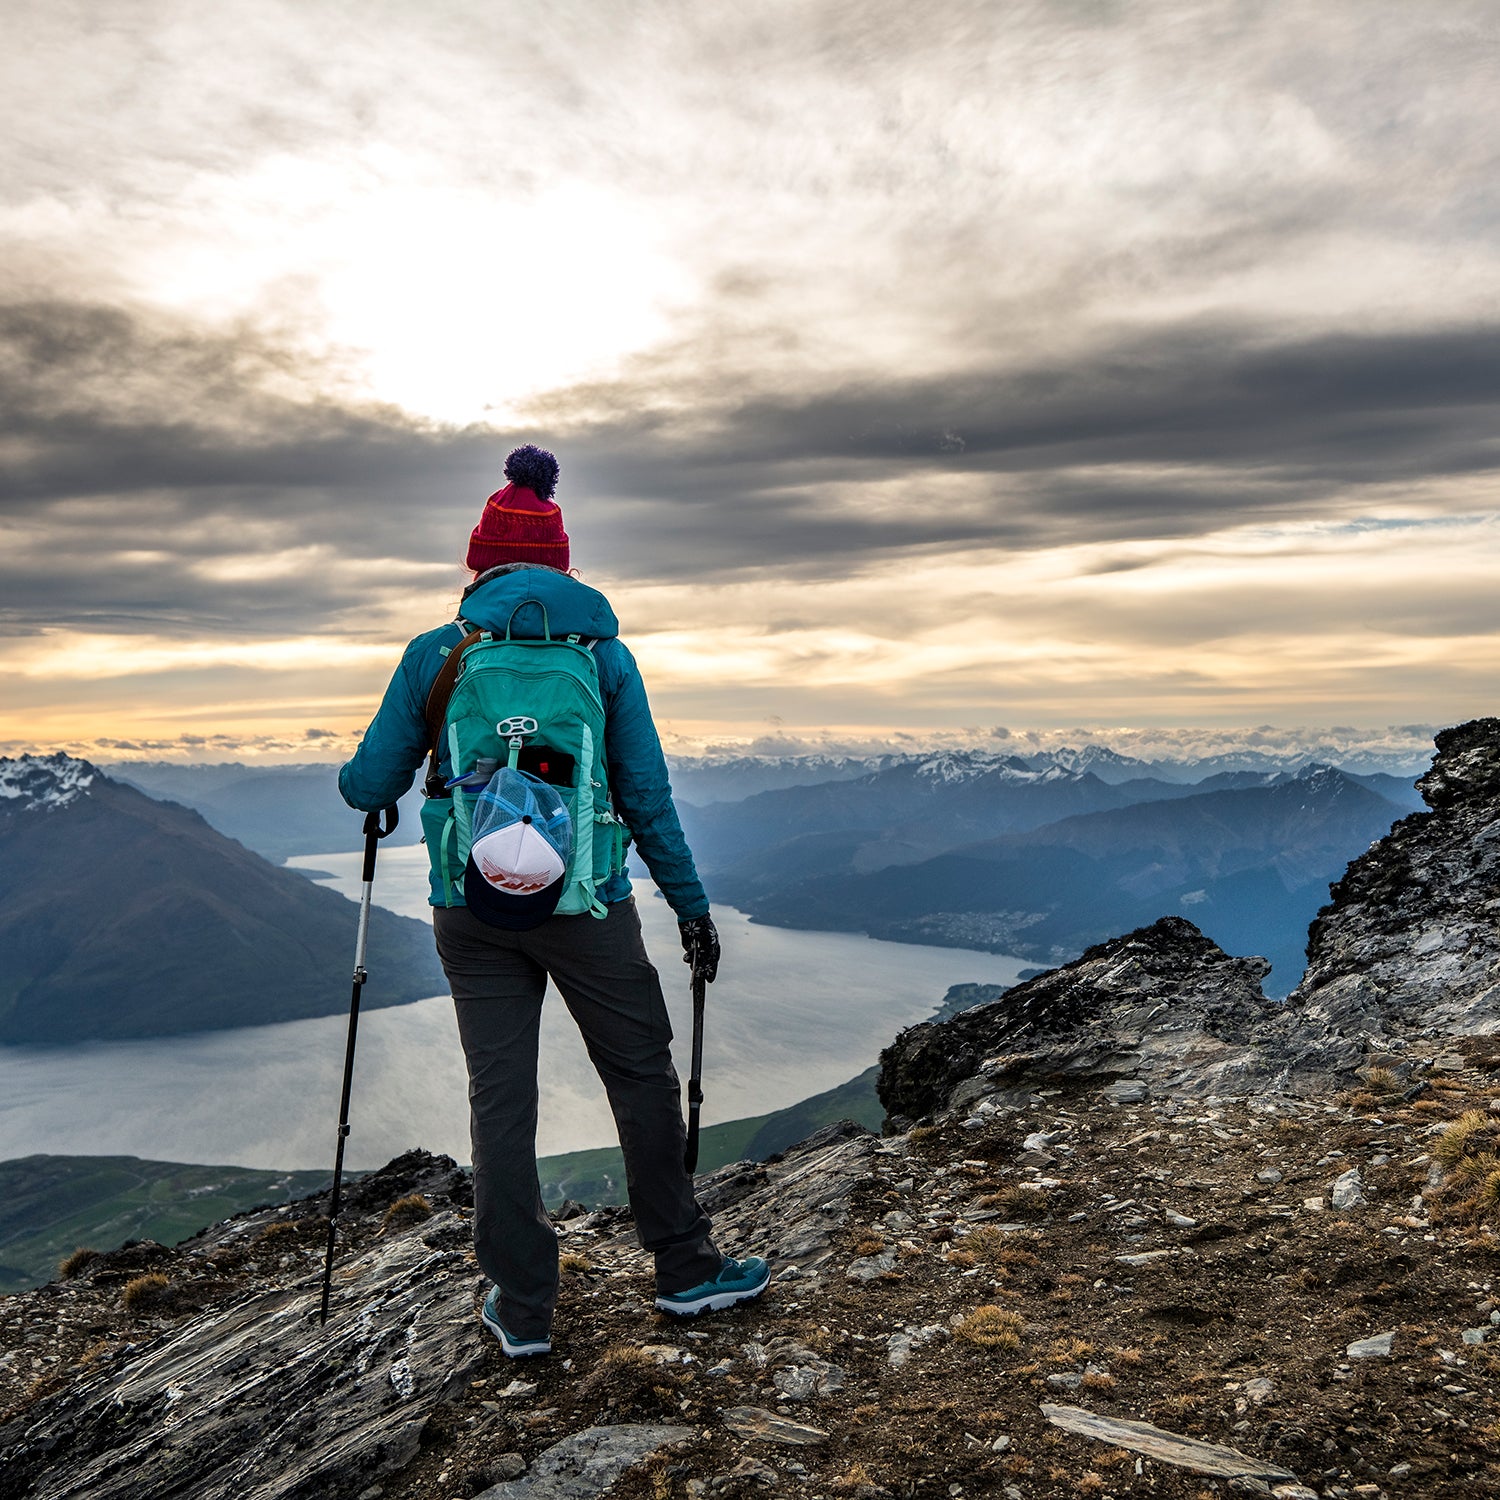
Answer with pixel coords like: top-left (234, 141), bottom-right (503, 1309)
top-left (466, 445), bottom-right (569, 574)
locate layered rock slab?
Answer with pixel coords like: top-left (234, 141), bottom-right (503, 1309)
top-left (2, 1214), bottom-right (485, 1500)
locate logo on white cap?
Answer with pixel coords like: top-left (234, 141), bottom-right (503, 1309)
top-left (471, 820), bottom-right (566, 895)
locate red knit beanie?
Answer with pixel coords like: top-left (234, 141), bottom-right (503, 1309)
top-left (466, 445), bottom-right (570, 573)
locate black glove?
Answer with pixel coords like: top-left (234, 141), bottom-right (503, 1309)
top-left (679, 913), bottom-right (720, 984)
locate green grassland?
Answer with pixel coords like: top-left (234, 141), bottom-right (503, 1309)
top-left (0, 1156), bottom-right (332, 1293)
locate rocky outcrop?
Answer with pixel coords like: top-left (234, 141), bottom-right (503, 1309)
top-left (15, 1060), bottom-right (1500, 1496)
top-left (1290, 717), bottom-right (1500, 1039)
top-left (877, 916), bottom-right (1286, 1122)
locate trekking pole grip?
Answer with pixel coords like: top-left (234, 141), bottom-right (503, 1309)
top-left (360, 805), bottom-right (399, 881)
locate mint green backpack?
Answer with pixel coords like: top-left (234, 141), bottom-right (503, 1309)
top-left (419, 603), bottom-right (629, 918)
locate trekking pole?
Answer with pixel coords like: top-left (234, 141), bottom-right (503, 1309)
top-left (319, 804), bottom-right (399, 1326)
top-left (683, 953), bottom-right (707, 1175)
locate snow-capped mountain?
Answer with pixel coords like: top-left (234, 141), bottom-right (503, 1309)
top-left (0, 753), bottom-right (98, 811)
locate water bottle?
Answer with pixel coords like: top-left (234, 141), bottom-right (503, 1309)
top-left (445, 755), bottom-right (500, 792)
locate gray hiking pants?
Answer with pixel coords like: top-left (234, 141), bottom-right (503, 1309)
top-left (433, 899), bottom-right (721, 1340)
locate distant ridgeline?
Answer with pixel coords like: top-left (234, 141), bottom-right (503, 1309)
top-left (0, 755), bottom-right (444, 1044)
top-left (675, 754), bottom-right (1426, 995)
top-left (106, 761), bottom-right (425, 865)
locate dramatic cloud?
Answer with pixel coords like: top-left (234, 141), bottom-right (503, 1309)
top-left (2, 1), bottom-right (1498, 751)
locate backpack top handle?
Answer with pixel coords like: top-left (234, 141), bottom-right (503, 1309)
top-left (504, 599), bottom-right (552, 642)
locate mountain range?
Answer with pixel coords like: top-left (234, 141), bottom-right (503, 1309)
top-left (0, 755), bottom-right (444, 1044)
top-left (98, 749), bottom-right (1425, 1003)
top-left (665, 738), bottom-right (1432, 800)
top-left (680, 757), bottom-right (1418, 993)
top-left (104, 748), bottom-right (1425, 863)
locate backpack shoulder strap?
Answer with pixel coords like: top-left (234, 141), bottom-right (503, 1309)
top-left (422, 624), bottom-right (487, 796)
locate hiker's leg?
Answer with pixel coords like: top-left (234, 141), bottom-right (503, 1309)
top-left (434, 905), bottom-right (557, 1339)
top-left (528, 900), bottom-right (723, 1293)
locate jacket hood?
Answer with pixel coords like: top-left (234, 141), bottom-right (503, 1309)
top-left (458, 566), bottom-right (619, 641)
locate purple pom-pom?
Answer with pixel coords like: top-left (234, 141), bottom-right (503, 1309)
top-left (504, 444), bottom-right (560, 500)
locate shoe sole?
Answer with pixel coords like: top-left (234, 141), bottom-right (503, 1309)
top-left (654, 1270), bottom-right (771, 1317)
top-left (481, 1302), bottom-right (551, 1357)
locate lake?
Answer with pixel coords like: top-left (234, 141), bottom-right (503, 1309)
top-left (0, 846), bottom-right (1025, 1171)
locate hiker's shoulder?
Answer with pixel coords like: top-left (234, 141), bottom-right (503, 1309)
top-left (592, 635), bottom-right (636, 691)
top-left (401, 619), bottom-right (468, 665)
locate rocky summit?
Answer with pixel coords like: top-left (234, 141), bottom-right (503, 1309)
top-left (5, 720), bottom-right (1500, 1500)
top-left (1290, 717), bottom-right (1500, 1041)
top-left (876, 916), bottom-right (1286, 1126)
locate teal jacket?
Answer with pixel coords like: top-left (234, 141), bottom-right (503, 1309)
top-left (338, 566), bottom-right (709, 920)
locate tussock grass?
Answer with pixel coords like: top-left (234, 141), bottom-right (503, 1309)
top-left (121, 1272), bottom-right (171, 1314)
top-left (967, 1227), bottom-right (1043, 1267)
top-left (954, 1305), bottom-right (1025, 1351)
top-left (1435, 1111), bottom-right (1493, 1167)
top-left (1153, 1392), bottom-right (1206, 1422)
top-left (57, 1247), bottom-right (100, 1280)
top-left (579, 1343), bottom-right (684, 1417)
top-left (1048, 1337), bottom-right (1094, 1363)
top-left (977, 1184), bottom-right (1052, 1217)
top-left (1454, 1150), bottom-right (1500, 1184)
top-left (381, 1193), bottom-right (433, 1230)
top-left (1475, 1172), bottom-right (1500, 1212)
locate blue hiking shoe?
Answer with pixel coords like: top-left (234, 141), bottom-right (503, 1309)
top-left (654, 1256), bottom-right (771, 1316)
top-left (480, 1287), bottom-right (551, 1357)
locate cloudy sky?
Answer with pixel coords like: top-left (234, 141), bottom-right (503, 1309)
top-left (3, 0), bottom-right (1497, 762)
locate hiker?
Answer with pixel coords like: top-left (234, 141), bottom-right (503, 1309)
top-left (337, 445), bottom-right (768, 1356)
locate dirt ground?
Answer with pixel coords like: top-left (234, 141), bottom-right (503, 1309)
top-left (6, 1042), bottom-right (1500, 1500)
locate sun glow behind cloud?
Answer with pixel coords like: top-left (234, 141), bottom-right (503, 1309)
top-left (103, 152), bottom-right (687, 426)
